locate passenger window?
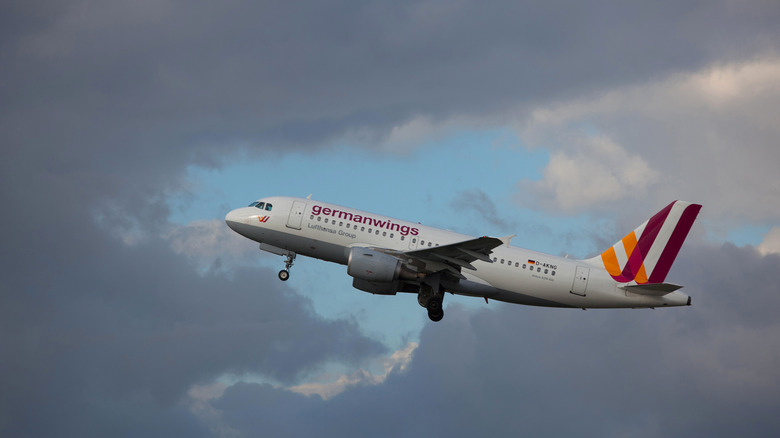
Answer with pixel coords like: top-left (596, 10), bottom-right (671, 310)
top-left (340, 221), bottom-right (343, 226)
top-left (317, 217), bottom-right (321, 222)
top-left (515, 262), bottom-right (519, 267)
top-left (375, 230), bottom-right (379, 235)
top-left (401, 236), bottom-right (405, 241)
top-left (552, 271), bottom-right (556, 276)
top-left (493, 257), bottom-right (497, 262)
top-left (325, 218), bottom-right (329, 223)
top-left (544, 269), bottom-right (548, 274)
top-left (522, 264), bottom-right (526, 269)
top-left (420, 240), bottom-right (425, 245)
top-left (390, 233), bottom-right (394, 238)
top-left (310, 215), bottom-right (314, 219)
top-left (383, 231), bottom-right (387, 236)
top-left (265, 204), bottom-right (272, 211)
top-left (500, 259), bottom-right (505, 264)
top-left (413, 238), bottom-right (417, 243)
top-left (368, 228), bottom-right (372, 233)
top-left (537, 267), bottom-right (541, 272)
top-left (361, 226), bottom-right (365, 231)
top-left (428, 242), bottom-right (432, 247)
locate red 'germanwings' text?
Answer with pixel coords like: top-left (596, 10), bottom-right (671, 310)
top-left (311, 204), bottom-right (419, 236)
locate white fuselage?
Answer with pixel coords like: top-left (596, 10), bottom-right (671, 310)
top-left (225, 197), bottom-right (690, 309)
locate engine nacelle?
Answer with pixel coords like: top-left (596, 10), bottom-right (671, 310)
top-left (347, 247), bottom-right (403, 282)
top-left (347, 247), bottom-right (425, 284)
top-left (352, 278), bottom-right (399, 295)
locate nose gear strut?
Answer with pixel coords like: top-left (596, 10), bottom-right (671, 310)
top-left (278, 252), bottom-right (296, 281)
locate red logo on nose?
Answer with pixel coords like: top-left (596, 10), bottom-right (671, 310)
top-left (259, 216), bottom-right (270, 223)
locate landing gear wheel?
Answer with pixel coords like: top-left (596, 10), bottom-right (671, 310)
top-left (277, 252), bottom-right (296, 282)
top-left (426, 299), bottom-right (444, 322)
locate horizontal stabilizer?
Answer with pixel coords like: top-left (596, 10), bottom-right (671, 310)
top-left (621, 282), bottom-right (683, 296)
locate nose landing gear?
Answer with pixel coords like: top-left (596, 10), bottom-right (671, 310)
top-left (278, 252), bottom-right (296, 281)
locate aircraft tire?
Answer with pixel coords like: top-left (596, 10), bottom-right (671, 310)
top-left (278, 270), bottom-right (290, 281)
top-left (426, 298), bottom-right (443, 322)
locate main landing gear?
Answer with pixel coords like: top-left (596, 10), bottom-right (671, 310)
top-left (278, 252), bottom-right (296, 281)
top-left (418, 278), bottom-right (445, 322)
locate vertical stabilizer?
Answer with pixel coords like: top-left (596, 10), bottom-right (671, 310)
top-left (588, 201), bottom-right (701, 284)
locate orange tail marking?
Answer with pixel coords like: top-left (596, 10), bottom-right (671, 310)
top-left (601, 247), bottom-right (622, 277)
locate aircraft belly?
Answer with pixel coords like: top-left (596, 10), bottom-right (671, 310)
top-left (246, 226), bottom-right (350, 265)
top-left (452, 270), bottom-right (574, 308)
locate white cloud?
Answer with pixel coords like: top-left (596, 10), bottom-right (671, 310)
top-left (522, 135), bottom-right (658, 212)
top-left (758, 227), bottom-right (780, 256)
top-left (164, 219), bottom-right (260, 271)
top-left (289, 342), bottom-right (417, 400)
top-left (514, 58), bottom-right (780, 222)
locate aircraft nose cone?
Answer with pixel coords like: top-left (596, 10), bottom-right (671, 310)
top-left (225, 209), bottom-right (242, 231)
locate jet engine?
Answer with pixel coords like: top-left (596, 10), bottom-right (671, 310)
top-left (347, 247), bottom-right (418, 283)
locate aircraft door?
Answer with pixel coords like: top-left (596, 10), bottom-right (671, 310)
top-left (286, 201), bottom-right (306, 230)
top-left (570, 266), bottom-right (589, 296)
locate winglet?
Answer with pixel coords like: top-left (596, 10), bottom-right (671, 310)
top-left (500, 235), bottom-right (516, 248)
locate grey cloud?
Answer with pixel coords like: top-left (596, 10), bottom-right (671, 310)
top-left (0, 149), bottom-right (383, 436)
top-left (4, 1), bottom-right (779, 156)
top-left (450, 189), bottom-right (518, 233)
top-left (207, 243), bottom-right (780, 437)
top-left (0, 233), bottom-right (385, 435)
top-left (513, 59), bottom-right (780, 222)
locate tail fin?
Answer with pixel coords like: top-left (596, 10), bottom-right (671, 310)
top-left (588, 201), bottom-right (702, 284)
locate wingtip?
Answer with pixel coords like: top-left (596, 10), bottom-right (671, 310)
top-left (500, 235), bottom-right (516, 247)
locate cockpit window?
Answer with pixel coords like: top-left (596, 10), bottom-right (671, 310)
top-left (248, 201), bottom-right (272, 211)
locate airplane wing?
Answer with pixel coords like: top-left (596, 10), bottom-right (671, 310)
top-left (378, 235), bottom-right (514, 280)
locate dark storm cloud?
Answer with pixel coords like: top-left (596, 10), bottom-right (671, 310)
top-left (0, 223), bottom-right (384, 436)
top-left (4, 0), bottom-right (779, 155)
top-left (210, 243), bottom-right (780, 437)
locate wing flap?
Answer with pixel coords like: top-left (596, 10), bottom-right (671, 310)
top-left (391, 235), bottom-right (511, 277)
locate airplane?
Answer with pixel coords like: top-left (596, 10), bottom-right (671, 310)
top-left (225, 196), bottom-right (701, 322)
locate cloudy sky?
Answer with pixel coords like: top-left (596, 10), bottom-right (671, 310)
top-left (2, 0), bottom-right (780, 436)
